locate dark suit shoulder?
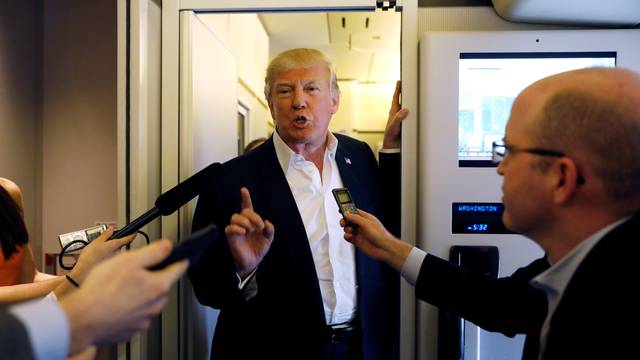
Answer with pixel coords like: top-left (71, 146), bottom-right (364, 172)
top-left (334, 132), bottom-right (371, 153)
top-left (218, 137), bottom-right (281, 185)
top-left (544, 213), bottom-right (640, 359)
top-left (0, 311), bottom-right (36, 359)
top-left (222, 140), bottom-right (269, 171)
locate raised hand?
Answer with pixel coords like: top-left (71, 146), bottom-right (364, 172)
top-left (225, 187), bottom-right (275, 279)
top-left (55, 228), bottom-right (136, 298)
top-left (341, 209), bottom-right (411, 272)
top-left (60, 239), bottom-right (188, 355)
top-left (71, 228), bottom-right (135, 279)
top-left (383, 80), bottom-right (410, 149)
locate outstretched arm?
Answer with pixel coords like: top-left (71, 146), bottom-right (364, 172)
top-left (0, 277), bottom-right (64, 305)
top-left (60, 239), bottom-right (188, 355)
top-left (341, 209), bottom-right (412, 272)
top-left (0, 229), bottom-right (134, 305)
top-left (54, 228), bottom-right (135, 298)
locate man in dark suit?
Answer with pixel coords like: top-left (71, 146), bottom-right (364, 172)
top-left (188, 48), bottom-right (407, 360)
top-left (341, 67), bottom-right (640, 359)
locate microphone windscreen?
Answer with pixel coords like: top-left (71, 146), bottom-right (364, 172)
top-left (154, 162), bottom-right (222, 215)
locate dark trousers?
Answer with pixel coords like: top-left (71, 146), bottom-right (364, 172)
top-left (323, 324), bottom-right (362, 360)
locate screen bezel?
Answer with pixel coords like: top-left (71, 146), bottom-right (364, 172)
top-left (458, 51), bottom-right (617, 168)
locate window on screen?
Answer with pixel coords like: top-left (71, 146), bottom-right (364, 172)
top-left (458, 52), bottom-right (616, 167)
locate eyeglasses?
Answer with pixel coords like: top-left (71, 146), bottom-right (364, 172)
top-left (492, 140), bottom-right (565, 164)
top-left (492, 140), bottom-right (585, 184)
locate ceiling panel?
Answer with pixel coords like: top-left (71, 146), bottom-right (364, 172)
top-left (259, 13), bottom-right (329, 46)
top-left (333, 47), bottom-right (373, 81)
top-left (260, 10), bottom-right (400, 83)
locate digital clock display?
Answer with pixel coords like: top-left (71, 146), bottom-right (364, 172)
top-left (466, 223), bottom-right (488, 232)
top-left (452, 202), bottom-right (513, 234)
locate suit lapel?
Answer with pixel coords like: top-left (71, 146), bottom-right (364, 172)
top-left (254, 140), bottom-right (326, 323)
top-left (335, 141), bottom-right (373, 323)
top-left (335, 145), bottom-right (367, 207)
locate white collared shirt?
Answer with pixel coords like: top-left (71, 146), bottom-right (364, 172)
top-left (10, 298), bottom-right (69, 360)
top-left (530, 216), bottom-right (630, 359)
top-left (273, 131), bottom-right (357, 325)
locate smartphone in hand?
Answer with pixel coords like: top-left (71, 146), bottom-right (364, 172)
top-left (149, 223), bottom-right (217, 271)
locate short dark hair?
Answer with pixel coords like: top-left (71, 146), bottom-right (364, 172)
top-left (244, 137), bottom-right (267, 153)
top-left (0, 185), bottom-right (28, 260)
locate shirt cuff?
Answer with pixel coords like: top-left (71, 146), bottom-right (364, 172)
top-left (379, 148), bottom-right (400, 154)
top-left (42, 291), bottom-right (58, 303)
top-left (400, 247), bottom-right (427, 286)
top-left (236, 268), bottom-right (258, 301)
top-left (10, 299), bottom-right (69, 360)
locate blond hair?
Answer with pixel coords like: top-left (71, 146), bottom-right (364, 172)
top-left (264, 48), bottom-right (340, 101)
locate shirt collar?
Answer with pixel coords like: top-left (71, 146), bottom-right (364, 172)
top-left (272, 130), bottom-right (339, 174)
top-left (532, 215), bottom-right (631, 296)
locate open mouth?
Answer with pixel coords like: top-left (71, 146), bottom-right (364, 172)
top-left (293, 115), bottom-right (308, 126)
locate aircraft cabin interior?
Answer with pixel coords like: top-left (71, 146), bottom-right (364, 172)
top-left (1, 0), bottom-right (639, 359)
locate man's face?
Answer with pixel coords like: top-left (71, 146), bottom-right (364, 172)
top-left (268, 65), bottom-right (339, 149)
top-left (497, 91), bottom-right (553, 237)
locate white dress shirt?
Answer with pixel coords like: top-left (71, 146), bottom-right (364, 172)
top-left (9, 298), bottom-right (69, 360)
top-left (273, 131), bottom-right (357, 325)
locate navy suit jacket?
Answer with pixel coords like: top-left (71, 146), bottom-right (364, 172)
top-left (0, 310), bottom-right (36, 359)
top-left (541, 212), bottom-right (640, 359)
top-left (415, 213), bottom-right (640, 359)
top-left (189, 134), bottom-right (400, 360)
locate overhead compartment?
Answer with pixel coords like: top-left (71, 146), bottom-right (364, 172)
top-left (492, 0), bottom-right (640, 26)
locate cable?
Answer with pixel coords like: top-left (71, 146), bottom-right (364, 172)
top-left (58, 239), bottom-right (88, 271)
top-left (136, 230), bottom-right (150, 245)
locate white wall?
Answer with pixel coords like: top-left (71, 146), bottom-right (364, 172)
top-left (41, 0), bottom-right (117, 257)
top-left (181, 12), bottom-right (242, 359)
top-left (0, 1), bottom-right (41, 263)
top-left (331, 80), bottom-right (359, 136)
top-left (199, 13), bottom-right (271, 143)
top-left (0, 0), bottom-right (118, 267)
top-left (357, 82), bottom-right (396, 131)
top-left (331, 80), bottom-right (397, 151)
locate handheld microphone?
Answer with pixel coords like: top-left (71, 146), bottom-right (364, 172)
top-left (109, 162), bottom-right (223, 240)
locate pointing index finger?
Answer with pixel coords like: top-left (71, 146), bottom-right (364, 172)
top-left (240, 187), bottom-right (253, 211)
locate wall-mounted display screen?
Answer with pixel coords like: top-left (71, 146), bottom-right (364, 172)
top-left (458, 52), bottom-right (616, 167)
top-left (452, 202), bottom-right (513, 234)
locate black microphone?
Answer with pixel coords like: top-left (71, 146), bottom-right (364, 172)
top-left (109, 162), bottom-right (223, 239)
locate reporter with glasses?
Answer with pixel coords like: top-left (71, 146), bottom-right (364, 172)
top-left (340, 67), bottom-right (640, 359)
